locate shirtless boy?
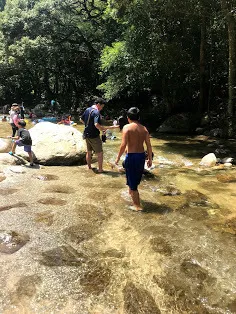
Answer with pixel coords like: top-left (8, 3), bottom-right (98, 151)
top-left (115, 107), bottom-right (153, 211)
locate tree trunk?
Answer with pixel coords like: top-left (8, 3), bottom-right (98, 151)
top-left (199, 8), bottom-right (207, 115)
top-left (221, 0), bottom-right (236, 137)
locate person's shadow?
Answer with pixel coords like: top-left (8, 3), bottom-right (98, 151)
top-left (142, 201), bottom-right (172, 214)
top-left (92, 168), bottom-right (121, 177)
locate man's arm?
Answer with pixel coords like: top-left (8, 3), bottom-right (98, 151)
top-left (115, 126), bottom-right (128, 164)
top-left (80, 118), bottom-right (85, 124)
top-left (145, 129), bottom-right (152, 168)
top-left (94, 122), bottom-right (106, 132)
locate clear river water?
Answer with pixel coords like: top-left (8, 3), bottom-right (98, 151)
top-left (0, 121), bottom-right (236, 314)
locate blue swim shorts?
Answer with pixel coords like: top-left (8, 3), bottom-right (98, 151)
top-left (15, 140), bottom-right (32, 153)
top-left (124, 152), bottom-right (145, 191)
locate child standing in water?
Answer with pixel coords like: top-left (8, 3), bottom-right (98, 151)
top-left (115, 107), bottom-right (152, 212)
top-left (9, 120), bottom-right (34, 166)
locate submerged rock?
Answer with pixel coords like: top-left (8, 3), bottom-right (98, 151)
top-left (0, 230), bottom-right (29, 254)
top-left (157, 185), bottom-right (181, 196)
top-left (40, 245), bottom-right (87, 266)
top-left (0, 188), bottom-right (18, 195)
top-left (10, 275), bottom-right (42, 304)
top-left (37, 197), bottom-right (67, 206)
top-left (0, 153), bottom-right (26, 165)
top-left (123, 282), bottom-right (161, 314)
top-left (216, 174), bottom-right (236, 183)
top-left (32, 173), bottom-right (59, 181)
top-left (184, 190), bottom-right (209, 207)
top-left (0, 202), bottom-right (27, 212)
top-left (224, 217), bottom-right (236, 234)
top-left (150, 237), bottom-right (172, 256)
top-left (80, 262), bottom-right (111, 295)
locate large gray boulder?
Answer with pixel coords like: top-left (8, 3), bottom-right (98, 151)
top-left (157, 113), bottom-right (195, 134)
top-left (15, 122), bottom-right (86, 165)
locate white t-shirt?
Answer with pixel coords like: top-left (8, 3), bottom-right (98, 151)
top-left (9, 109), bottom-right (15, 124)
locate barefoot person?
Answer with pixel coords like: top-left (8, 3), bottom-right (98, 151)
top-left (80, 97), bottom-right (119, 173)
top-left (115, 107), bottom-right (152, 211)
top-left (8, 119), bottom-right (34, 166)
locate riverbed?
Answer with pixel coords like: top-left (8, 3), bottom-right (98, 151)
top-left (0, 120), bottom-right (236, 314)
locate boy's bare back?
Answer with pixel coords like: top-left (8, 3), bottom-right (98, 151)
top-left (123, 122), bottom-right (149, 153)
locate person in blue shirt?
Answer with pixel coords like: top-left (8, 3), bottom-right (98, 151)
top-left (80, 97), bottom-right (119, 173)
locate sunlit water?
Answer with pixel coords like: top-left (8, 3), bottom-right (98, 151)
top-left (0, 120), bottom-right (236, 314)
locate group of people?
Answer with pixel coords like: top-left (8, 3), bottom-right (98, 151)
top-left (6, 98), bottom-right (153, 211)
top-left (80, 98), bottom-right (153, 212)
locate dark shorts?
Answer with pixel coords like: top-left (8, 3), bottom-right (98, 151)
top-left (86, 137), bottom-right (103, 153)
top-left (15, 140), bottom-right (32, 153)
top-left (124, 152), bottom-right (145, 191)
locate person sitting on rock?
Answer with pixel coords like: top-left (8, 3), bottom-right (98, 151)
top-left (57, 115), bottom-right (72, 125)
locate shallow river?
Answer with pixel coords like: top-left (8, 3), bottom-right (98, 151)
top-left (0, 122), bottom-right (236, 314)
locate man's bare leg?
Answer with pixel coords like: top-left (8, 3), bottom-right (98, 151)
top-left (129, 188), bottom-right (143, 211)
top-left (86, 151), bottom-right (92, 169)
top-left (97, 151), bottom-right (103, 173)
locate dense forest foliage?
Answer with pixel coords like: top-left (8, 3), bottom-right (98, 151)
top-left (0, 0), bottom-right (235, 135)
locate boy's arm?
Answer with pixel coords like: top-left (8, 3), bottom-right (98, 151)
top-left (115, 126), bottom-right (128, 164)
top-left (106, 125), bottom-right (120, 130)
top-left (145, 129), bottom-right (153, 167)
